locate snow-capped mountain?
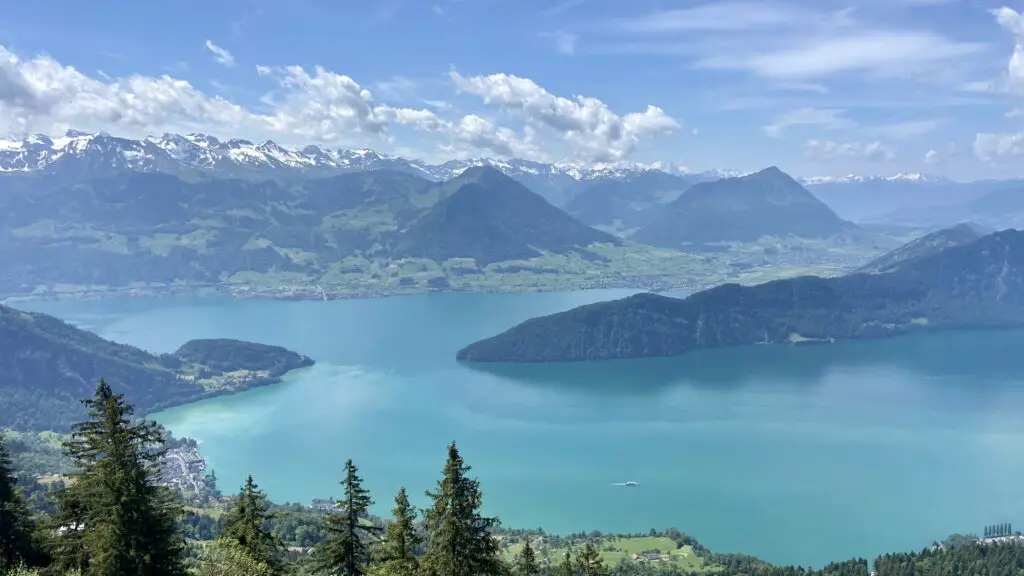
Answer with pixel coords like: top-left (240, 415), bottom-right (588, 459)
top-left (0, 129), bottom-right (749, 205)
top-left (800, 173), bottom-right (952, 186)
top-left (0, 129), bottom-right (734, 184)
top-left (799, 172), bottom-right (998, 223)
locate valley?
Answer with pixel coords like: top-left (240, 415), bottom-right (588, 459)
top-left (0, 132), bottom-right (920, 304)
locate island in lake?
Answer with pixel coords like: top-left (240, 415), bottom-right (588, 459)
top-left (0, 303), bottom-right (314, 431)
top-left (456, 227), bottom-right (1024, 363)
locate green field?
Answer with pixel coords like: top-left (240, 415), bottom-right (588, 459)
top-left (501, 535), bottom-right (707, 572)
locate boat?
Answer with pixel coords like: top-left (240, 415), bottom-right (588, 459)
top-left (624, 481), bottom-right (640, 487)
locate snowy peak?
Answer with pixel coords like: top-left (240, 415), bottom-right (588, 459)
top-left (801, 173), bottom-right (951, 186)
top-left (0, 129), bottom-right (742, 185)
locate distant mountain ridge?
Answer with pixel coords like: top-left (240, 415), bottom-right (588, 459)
top-left (803, 174), bottom-right (1008, 223)
top-left (0, 130), bottom-right (738, 206)
top-left (0, 166), bottom-right (624, 295)
top-left (630, 167), bottom-right (855, 246)
top-left (857, 223), bottom-right (987, 274)
top-left (456, 229), bottom-right (1024, 363)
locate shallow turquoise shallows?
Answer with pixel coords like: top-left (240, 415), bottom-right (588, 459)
top-left (18, 290), bottom-right (1024, 567)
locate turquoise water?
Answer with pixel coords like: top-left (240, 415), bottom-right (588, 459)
top-left (19, 290), bottom-right (1024, 567)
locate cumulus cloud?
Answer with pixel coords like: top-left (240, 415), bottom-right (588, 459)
top-left (204, 40), bottom-right (236, 67)
top-left (974, 131), bottom-right (1024, 163)
top-left (762, 107), bottom-right (855, 138)
top-left (804, 139), bottom-right (896, 162)
top-left (449, 70), bottom-right (679, 162)
top-left (0, 44), bottom-right (674, 163)
top-left (989, 7), bottom-right (1024, 92)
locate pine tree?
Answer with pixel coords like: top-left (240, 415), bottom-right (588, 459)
top-left (514, 539), bottom-right (540, 576)
top-left (315, 459), bottom-right (381, 576)
top-left (374, 487), bottom-right (421, 576)
top-left (0, 435), bottom-right (37, 571)
top-left (421, 442), bottom-right (504, 576)
top-left (575, 542), bottom-right (607, 576)
top-left (54, 379), bottom-right (187, 576)
top-left (220, 475), bottom-right (286, 574)
top-left (556, 551), bottom-right (574, 576)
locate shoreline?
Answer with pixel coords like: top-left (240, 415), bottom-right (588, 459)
top-left (144, 362), bottom-right (318, 421)
top-left (0, 277), bottom-right (704, 306)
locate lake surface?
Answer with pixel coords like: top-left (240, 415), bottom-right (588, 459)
top-left (18, 289), bottom-right (1024, 567)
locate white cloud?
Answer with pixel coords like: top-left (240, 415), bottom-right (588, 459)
top-left (697, 31), bottom-right (983, 80)
top-left (804, 139), bottom-right (896, 162)
top-left (204, 40), bottom-right (236, 68)
top-left (763, 108), bottom-right (856, 138)
top-left (974, 131), bottom-right (1024, 163)
top-left (0, 44), bottom-right (673, 164)
top-left (612, 2), bottom-right (820, 33)
top-left (449, 70), bottom-right (679, 162)
top-left (990, 7), bottom-right (1024, 92)
top-left (923, 149), bottom-right (940, 164)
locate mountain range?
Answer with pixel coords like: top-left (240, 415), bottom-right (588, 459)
top-left (456, 228), bottom-right (1024, 362)
top-left (2, 130), bottom-right (971, 215)
top-left (0, 164), bottom-right (624, 296)
top-left (0, 130), bottom-right (739, 207)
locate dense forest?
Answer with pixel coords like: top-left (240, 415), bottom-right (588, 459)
top-left (457, 228), bottom-right (1024, 363)
top-left (3, 381), bottom-right (1024, 576)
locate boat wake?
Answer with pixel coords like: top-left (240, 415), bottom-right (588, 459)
top-left (609, 481), bottom-right (640, 487)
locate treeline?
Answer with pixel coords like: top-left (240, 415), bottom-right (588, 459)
top-left (4, 381), bottom-right (1024, 576)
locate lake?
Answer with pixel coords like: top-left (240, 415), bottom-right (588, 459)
top-left (18, 289), bottom-right (1024, 567)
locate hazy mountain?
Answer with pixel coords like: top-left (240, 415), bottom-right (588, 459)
top-left (803, 173), bottom-right (1004, 223)
top-left (390, 167), bottom-right (620, 265)
top-left (0, 167), bottom-right (621, 294)
top-left (456, 229), bottom-right (1024, 362)
top-left (563, 170), bottom-right (705, 234)
top-left (0, 130), bottom-right (734, 206)
top-left (877, 183), bottom-right (1024, 229)
top-left (0, 303), bottom-right (313, 430)
top-left (631, 167), bottom-right (853, 247)
top-left (857, 223), bottom-right (987, 274)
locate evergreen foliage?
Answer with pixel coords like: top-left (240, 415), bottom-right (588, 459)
top-left (51, 379), bottom-right (186, 576)
top-left (0, 436), bottom-right (37, 571)
top-left (420, 442), bottom-right (504, 576)
top-left (373, 488), bottom-right (421, 576)
top-left (220, 475), bottom-right (286, 575)
top-left (514, 540), bottom-right (540, 576)
top-left (315, 459), bottom-right (381, 576)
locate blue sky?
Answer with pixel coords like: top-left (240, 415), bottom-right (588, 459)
top-left (2, 0), bottom-right (1024, 179)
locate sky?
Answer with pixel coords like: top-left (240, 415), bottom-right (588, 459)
top-left (2, 0), bottom-right (1024, 180)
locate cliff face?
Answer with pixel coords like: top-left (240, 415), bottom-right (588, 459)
top-left (456, 230), bottom-right (1024, 363)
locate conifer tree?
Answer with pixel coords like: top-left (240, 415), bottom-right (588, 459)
top-left (54, 379), bottom-right (186, 576)
top-left (514, 539), bottom-right (540, 576)
top-left (220, 475), bottom-right (285, 574)
top-left (575, 542), bottom-right (607, 576)
top-left (556, 551), bottom-right (574, 576)
top-left (421, 442), bottom-right (503, 576)
top-left (373, 487), bottom-right (421, 576)
top-left (0, 435), bottom-right (37, 571)
top-left (315, 459), bottom-right (381, 576)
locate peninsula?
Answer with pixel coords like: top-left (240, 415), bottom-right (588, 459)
top-left (456, 229), bottom-right (1024, 363)
top-left (0, 303), bottom-right (314, 431)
